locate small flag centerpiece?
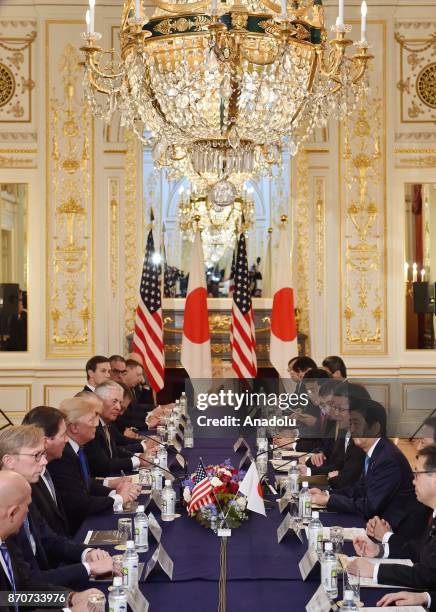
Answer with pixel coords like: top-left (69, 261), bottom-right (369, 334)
top-left (182, 459), bottom-right (250, 529)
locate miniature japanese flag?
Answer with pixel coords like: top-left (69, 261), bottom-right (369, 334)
top-left (238, 462), bottom-right (266, 516)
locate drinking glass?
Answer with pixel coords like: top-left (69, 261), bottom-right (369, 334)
top-left (343, 568), bottom-right (361, 605)
top-left (330, 526), bottom-right (344, 553)
top-left (112, 554), bottom-right (123, 577)
top-left (139, 468), bottom-right (152, 487)
top-left (117, 517), bottom-right (132, 543)
top-left (157, 425), bottom-right (166, 442)
top-left (87, 593), bottom-right (106, 612)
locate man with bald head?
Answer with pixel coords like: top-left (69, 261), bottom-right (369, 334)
top-left (0, 470), bottom-right (102, 611)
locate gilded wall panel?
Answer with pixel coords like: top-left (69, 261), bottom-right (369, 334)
top-left (295, 148), bottom-right (311, 353)
top-left (0, 21), bottom-right (36, 123)
top-left (339, 22), bottom-right (387, 354)
top-left (46, 22), bottom-right (94, 357)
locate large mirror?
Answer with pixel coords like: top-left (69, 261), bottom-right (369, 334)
top-left (0, 184), bottom-right (28, 351)
top-left (405, 183), bottom-right (436, 349)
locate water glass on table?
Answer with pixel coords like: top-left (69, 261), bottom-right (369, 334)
top-left (343, 568), bottom-right (361, 606)
top-left (87, 593), bottom-right (106, 612)
top-left (139, 468), bottom-right (152, 487)
top-left (112, 554), bottom-right (124, 577)
top-left (330, 525), bottom-right (344, 553)
top-left (117, 517), bottom-right (132, 543)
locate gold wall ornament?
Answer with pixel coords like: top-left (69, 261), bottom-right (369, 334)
top-left (295, 147), bottom-right (310, 353)
top-left (123, 130), bottom-right (139, 348)
top-left (46, 27), bottom-right (94, 357)
top-left (395, 27), bottom-right (436, 123)
top-left (340, 86), bottom-right (386, 353)
top-left (109, 178), bottom-right (120, 296)
top-left (0, 24), bottom-right (36, 123)
top-left (0, 64), bottom-right (15, 107)
top-left (315, 177), bottom-right (325, 296)
top-left (416, 63), bottom-right (436, 109)
top-left (398, 155), bottom-right (436, 168)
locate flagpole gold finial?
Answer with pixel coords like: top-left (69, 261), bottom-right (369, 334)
top-left (267, 227), bottom-right (273, 234)
top-left (280, 215), bottom-right (288, 225)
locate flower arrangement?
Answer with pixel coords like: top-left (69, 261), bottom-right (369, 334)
top-left (182, 459), bottom-right (249, 529)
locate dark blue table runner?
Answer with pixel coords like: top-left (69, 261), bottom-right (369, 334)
top-left (75, 438), bottom-right (399, 611)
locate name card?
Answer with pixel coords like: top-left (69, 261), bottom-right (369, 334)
top-left (238, 448), bottom-right (253, 470)
top-left (171, 438), bottom-right (182, 453)
top-left (143, 491), bottom-right (162, 512)
top-left (306, 585), bottom-right (334, 612)
top-left (233, 437), bottom-right (250, 452)
top-left (148, 511), bottom-right (162, 542)
top-left (299, 547), bottom-right (320, 581)
top-left (143, 543), bottom-right (174, 581)
top-left (176, 428), bottom-right (184, 441)
top-left (127, 586), bottom-right (149, 612)
top-left (277, 513), bottom-right (292, 543)
top-left (278, 496), bottom-right (291, 513)
top-left (217, 528), bottom-right (231, 537)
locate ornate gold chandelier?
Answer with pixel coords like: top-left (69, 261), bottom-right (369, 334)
top-left (178, 186), bottom-right (254, 265)
top-left (81, 0), bottom-right (372, 200)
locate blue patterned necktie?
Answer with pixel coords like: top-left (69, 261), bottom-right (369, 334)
top-left (364, 455), bottom-right (370, 475)
top-left (0, 542), bottom-right (18, 611)
top-left (77, 447), bottom-right (90, 483)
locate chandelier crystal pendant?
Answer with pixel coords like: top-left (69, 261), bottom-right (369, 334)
top-left (81, 0), bottom-right (372, 190)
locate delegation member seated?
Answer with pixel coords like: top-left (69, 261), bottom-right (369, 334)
top-left (0, 470), bottom-right (103, 612)
top-left (0, 425), bottom-right (113, 588)
top-left (47, 398), bottom-right (140, 533)
top-left (84, 380), bottom-right (157, 476)
top-left (300, 383), bottom-right (368, 489)
top-left (348, 444), bottom-right (436, 593)
top-left (310, 399), bottom-right (428, 537)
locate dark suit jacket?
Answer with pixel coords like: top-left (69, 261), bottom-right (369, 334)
top-left (109, 423), bottom-right (143, 453)
top-left (307, 432), bottom-right (366, 489)
top-left (327, 438), bottom-right (422, 536)
top-left (84, 422), bottom-right (136, 476)
top-left (115, 404), bottom-right (149, 431)
top-left (81, 384), bottom-right (94, 393)
top-left (31, 477), bottom-right (70, 537)
top-left (9, 502), bottom-right (89, 589)
top-left (1, 538), bottom-right (69, 612)
top-left (48, 441), bottom-right (115, 534)
top-left (378, 516), bottom-right (436, 590)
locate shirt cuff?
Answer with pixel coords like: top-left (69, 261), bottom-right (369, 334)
top-left (426, 593), bottom-right (431, 608)
top-left (141, 440), bottom-right (147, 452)
top-left (382, 543), bottom-right (389, 558)
top-left (131, 455), bottom-right (140, 469)
top-left (82, 562), bottom-right (91, 576)
top-left (372, 563), bottom-right (379, 583)
top-left (81, 548), bottom-right (92, 563)
top-left (109, 490), bottom-right (124, 511)
top-left (381, 531), bottom-right (393, 544)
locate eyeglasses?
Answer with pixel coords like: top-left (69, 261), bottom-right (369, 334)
top-left (11, 451), bottom-right (47, 462)
top-left (413, 470), bottom-right (436, 477)
top-left (111, 368), bottom-right (127, 376)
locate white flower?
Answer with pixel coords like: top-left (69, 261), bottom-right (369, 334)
top-left (236, 496), bottom-right (247, 510)
top-left (183, 486), bottom-right (192, 503)
top-left (210, 476), bottom-right (223, 488)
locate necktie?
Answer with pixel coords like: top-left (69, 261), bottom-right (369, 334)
top-left (103, 424), bottom-right (113, 457)
top-left (77, 447), bottom-right (90, 483)
top-left (364, 455), bottom-right (370, 475)
top-left (23, 515), bottom-right (36, 555)
top-left (43, 470), bottom-right (58, 505)
top-left (344, 433), bottom-right (350, 452)
top-left (0, 542), bottom-right (18, 612)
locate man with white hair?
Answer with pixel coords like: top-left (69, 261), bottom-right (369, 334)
top-left (84, 380), bottom-right (158, 476)
top-left (0, 470), bottom-right (105, 611)
top-left (0, 425), bottom-right (113, 589)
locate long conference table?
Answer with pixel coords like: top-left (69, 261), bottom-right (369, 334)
top-left (76, 438), bottom-right (401, 611)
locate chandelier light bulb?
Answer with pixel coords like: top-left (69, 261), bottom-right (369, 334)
top-left (89, 0), bottom-right (95, 34)
top-left (337, 0), bottom-right (344, 27)
top-left (85, 10), bottom-right (90, 35)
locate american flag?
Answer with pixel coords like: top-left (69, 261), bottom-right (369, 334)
top-left (188, 460), bottom-right (214, 515)
top-left (132, 230), bottom-right (165, 392)
top-left (230, 234), bottom-right (257, 378)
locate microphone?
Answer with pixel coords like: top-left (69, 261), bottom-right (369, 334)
top-left (253, 438), bottom-right (299, 460)
top-left (137, 454), bottom-right (185, 482)
top-left (272, 449), bottom-right (320, 473)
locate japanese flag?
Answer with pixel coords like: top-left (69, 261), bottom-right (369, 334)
top-left (238, 462), bottom-right (266, 516)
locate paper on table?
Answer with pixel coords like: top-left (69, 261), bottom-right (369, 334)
top-left (361, 608), bottom-right (425, 611)
top-left (304, 527), bottom-right (366, 541)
